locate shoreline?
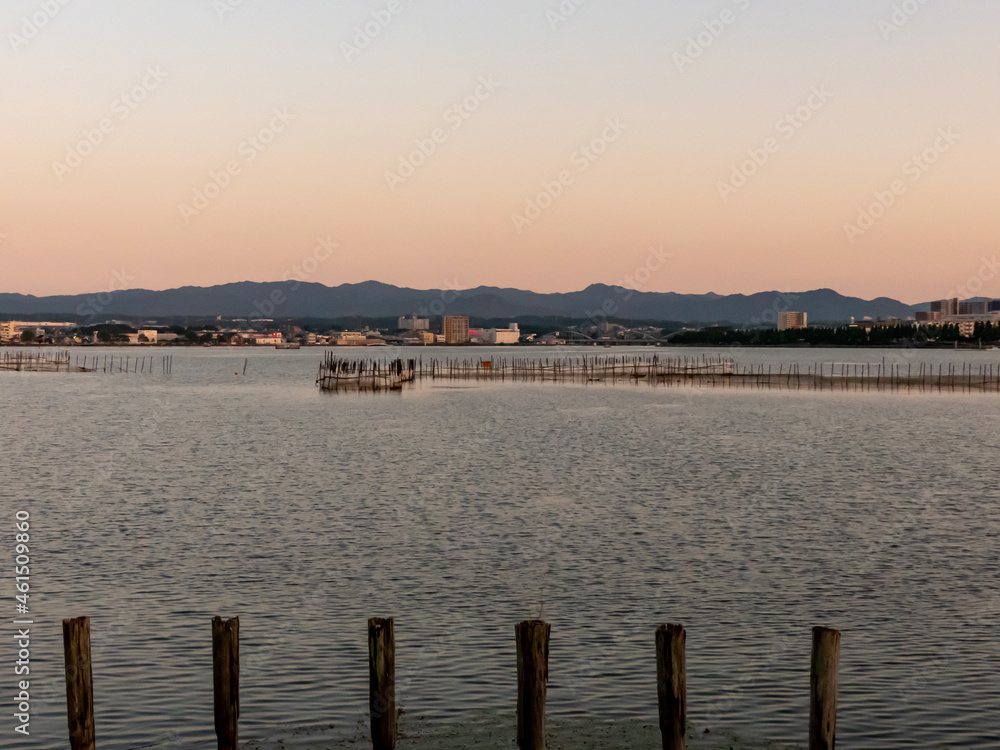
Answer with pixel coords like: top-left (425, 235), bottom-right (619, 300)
top-left (238, 713), bottom-right (802, 750)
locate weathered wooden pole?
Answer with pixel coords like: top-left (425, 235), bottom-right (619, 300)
top-left (656, 623), bottom-right (686, 750)
top-left (63, 616), bottom-right (97, 750)
top-left (212, 616), bottom-right (239, 750)
top-left (368, 617), bottom-right (396, 750)
top-left (516, 619), bottom-right (550, 750)
top-left (809, 626), bottom-right (841, 750)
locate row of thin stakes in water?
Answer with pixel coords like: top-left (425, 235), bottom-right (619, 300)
top-left (58, 615), bottom-right (841, 750)
top-left (315, 353), bottom-right (1000, 392)
top-left (0, 350), bottom-right (174, 374)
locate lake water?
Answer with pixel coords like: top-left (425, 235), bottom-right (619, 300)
top-left (2, 346), bottom-right (999, 749)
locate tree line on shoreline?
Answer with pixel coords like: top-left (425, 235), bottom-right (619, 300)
top-left (670, 323), bottom-right (1000, 347)
top-left (9, 320), bottom-right (1000, 348)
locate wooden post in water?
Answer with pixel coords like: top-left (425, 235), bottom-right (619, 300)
top-left (809, 626), bottom-right (841, 750)
top-left (655, 623), bottom-right (686, 750)
top-left (63, 616), bottom-right (96, 750)
top-left (212, 616), bottom-right (239, 750)
top-left (515, 620), bottom-right (550, 750)
top-left (368, 617), bottom-right (396, 750)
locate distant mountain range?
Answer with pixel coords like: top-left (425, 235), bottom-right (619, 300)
top-left (0, 281), bottom-right (921, 325)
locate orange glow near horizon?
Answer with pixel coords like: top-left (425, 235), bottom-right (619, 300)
top-left (2, 1), bottom-right (998, 305)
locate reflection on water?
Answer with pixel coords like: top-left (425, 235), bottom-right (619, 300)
top-left (1, 347), bottom-right (999, 749)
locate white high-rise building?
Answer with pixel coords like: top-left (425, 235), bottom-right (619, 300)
top-left (777, 312), bottom-right (807, 330)
top-left (398, 316), bottom-right (430, 330)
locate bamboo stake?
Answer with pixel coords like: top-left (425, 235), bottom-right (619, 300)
top-left (63, 617), bottom-right (96, 750)
top-left (809, 626), bottom-right (841, 750)
top-left (368, 618), bottom-right (396, 750)
top-left (212, 616), bottom-right (239, 750)
top-left (516, 620), bottom-right (550, 750)
top-left (656, 623), bottom-right (686, 750)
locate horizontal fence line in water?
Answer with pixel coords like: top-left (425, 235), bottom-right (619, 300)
top-left (59, 615), bottom-right (841, 750)
top-left (315, 354), bottom-right (1000, 394)
top-left (0, 351), bottom-right (173, 374)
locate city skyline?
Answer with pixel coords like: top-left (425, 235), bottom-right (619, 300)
top-left (2, 1), bottom-right (998, 302)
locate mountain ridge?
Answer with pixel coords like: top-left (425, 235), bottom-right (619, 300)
top-left (0, 281), bottom-right (922, 325)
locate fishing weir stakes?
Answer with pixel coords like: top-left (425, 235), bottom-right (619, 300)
top-left (1, 351), bottom-right (84, 372)
top-left (316, 353), bottom-right (1000, 393)
top-left (59, 615), bottom-right (842, 749)
top-left (0, 351), bottom-right (174, 374)
top-left (316, 352), bottom-right (417, 391)
top-left (317, 354), bottom-right (734, 392)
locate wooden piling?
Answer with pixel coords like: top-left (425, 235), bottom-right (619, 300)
top-left (809, 626), bottom-right (840, 750)
top-left (211, 616), bottom-right (239, 750)
top-left (515, 620), bottom-right (550, 750)
top-left (63, 616), bottom-right (96, 750)
top-left (655, 623), bottom-right (687, 750)
top-left (368, 617), bottom-right (397, 750)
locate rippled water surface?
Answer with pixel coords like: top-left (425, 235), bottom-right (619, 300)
top-left (2, 347), bottom-right (999, 748)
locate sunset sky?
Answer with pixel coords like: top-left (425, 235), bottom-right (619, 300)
top-left (2, 0), bottom-right (998, 302)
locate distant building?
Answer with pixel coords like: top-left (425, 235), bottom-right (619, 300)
top-left (329, 331), bottom-right (366, 342)
top-left (777, 312), bottom-right (807, 330)
top-left (397, 316), bottom-right (430, 331)
top-left (334, 338), bottom-right (385, 346)
top-left (941, 313), bottom-right (1000, 334)
top-left (246, 332), bottom-right (284, 346)
top-left (442, 316), bottom-right (470, 344)
top-left (930, 298), bottom-right (959, 316)
top-left (482, 323), bottom-right (520, 345)
top-left (597, 321), bottom-right (626, 338)
top-left (959, 299), bottom-right (990, 315)
top-left (412, 330), bottom-right (436, 345)
top-left (1, 321), bottom-right (75, 341)
top-left (329, 331), bottom-right (384, 346)
top-left (126, 330), bottom-right (159, 345)
top-left (923, 298), bottom-right (1000, 334)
